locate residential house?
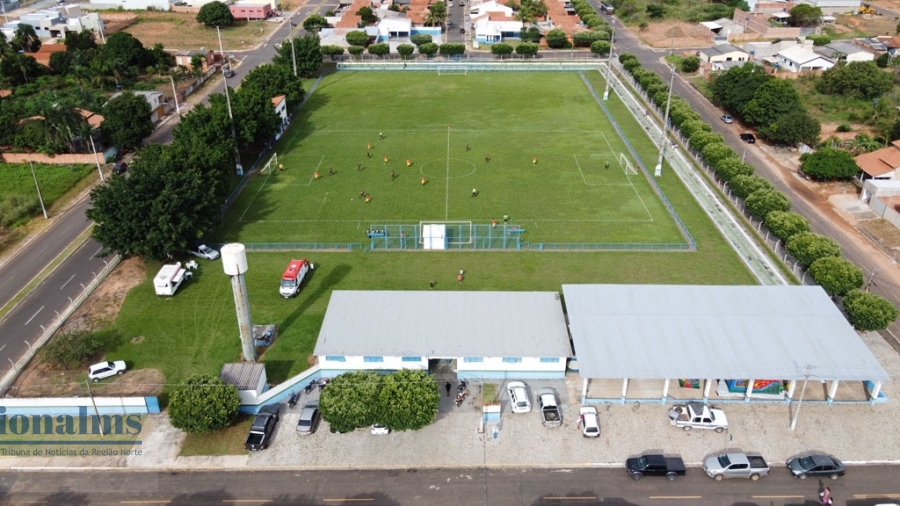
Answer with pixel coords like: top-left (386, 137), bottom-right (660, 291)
top-left (230, 1), bottom-right (274, 20)
top-left (745, 0), bottom-right (794, 13)
top-left (793, 0), bottom-right (860, 14)
top-left (473, 14), bottom-right (522, 44)
top-left (743, 39), bottom-right (798, 64)
top-left (110, 90), bottom-right (166, 123)
top-left (814, 40), bottom-right (874, 63)
top-left (376, 17), bottom-right (411, 41)
top-left (855, 141), bottom-right (900, 181)
top-left (776, 44), bottom-right (834, 71)
top-left (698, 43), bottom-right (749, 64)
top-left (87, 0), bottom-right (170, 10)
top-left (271, 95), bottom-right (287, 140)
top-left (854, 37), bottom-right (888, 55)
top-left (1, 6), bottom-right (104, 40)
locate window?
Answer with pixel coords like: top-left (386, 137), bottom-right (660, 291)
top-left (325, 356), bottom-right (345, 362)
top-left (502, 357), bottom-right (522, 364)
top-left (463, 357), bottom-right (483, 363)
top-left (363, 356), bottom-right (384, 363)
top-left (540, 357), bottom-right (560, 363)
top-left (402, 356), bottom-right (422, 362)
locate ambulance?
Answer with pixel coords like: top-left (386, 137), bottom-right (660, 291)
top-left (279, 259), bottom-right (311, 298)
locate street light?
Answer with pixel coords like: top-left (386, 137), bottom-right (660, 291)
top-left (217, 25), bottom-right (244, 176)
top-left (602, 16), bottom-right (616, 101)
top-left (654, 64), bottom-right (676, 177)
top-left (288, 20), bottom-right (298, 77)
top-left (29, 161), bottom-right (48, 219)
top-left (170, 75), bottom-right (181, 116)
top-left (865, 258), bottom-right (897, 291)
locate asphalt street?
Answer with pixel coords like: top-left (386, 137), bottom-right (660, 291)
top-left (0, 468), bottom-right (897, 506)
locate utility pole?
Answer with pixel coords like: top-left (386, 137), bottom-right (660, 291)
top-left (29, 160), bottom-right (48, 219)
top-left (602, 16), bottom-right (616, 101)
top-left (288, 20), bottom-right (298, 77)
top-left (89, 135), bottom-right (104, 181)
top-left (218, 25), bottom-right (244, 176)
top-left (654, 65), bottom-right (676, 177)
top-left (170, 75), bottom-right (181, 116)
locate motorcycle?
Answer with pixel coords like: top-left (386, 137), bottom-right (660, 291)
top-left (318, 378), bottom-right (329, 391)
top-left (304, 379), bottom-right (318, 394)
top-left (457, 380), bottom-right (467, 395)
top-left (288, 391), bottom-right (299, 409)
top-left (455, 381), bottom-right (469, 407)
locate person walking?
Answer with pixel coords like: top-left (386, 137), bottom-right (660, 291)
top-left (314, 170), bottom-right (320, 180)
top-left (465, 144), bottom-right (470, 151)
top-left (329, 167), bottom-right (335, 175)
top-left (532, 156), bottom-right (538, 166)
top-left (491, 218), bottom-right (497, 228)
top-left (357, 163), bottom-right (362, 171)
top-left (367, 150), bottom-right (372, 158)
top-left (503, 214), bottom-right (509, 223)
top-left (379, 132), bottom-right (384, 140)
top-left (365, 194), bottom-right (371, 203)
top-left (445, 381), bottom-right (451, 397)
top-left (406, 158), bottom-right (412, 168)
top-left (390, 170), bottom-right (396, 180)
top-left (421, 176), bottom-right (426, 185)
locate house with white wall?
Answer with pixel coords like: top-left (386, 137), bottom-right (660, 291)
top-left (314, 291), bottom-right (572, 379)
top-left (88, 0), bottom-right (170, 10)
top-left (698, 43), bottom-right (749, 64)
top-left (815, 41), bottom-right (874, 63)
top-left (776, 44), bottom-right (834, 71)
top-left (271, 94), bottom-right (287, 140)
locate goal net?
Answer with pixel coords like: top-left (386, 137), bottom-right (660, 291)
top-left (258, 152), bottom-right (279, 175)
top-left (619, 152), bottom-right (638, 176)
top-left (437, 65), bottom-right (468, 75)
top-left (419, 220), bottom-right (473, 248)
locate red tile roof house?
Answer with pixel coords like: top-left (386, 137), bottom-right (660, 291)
top-left (855, 141), bottom-right (900, 182)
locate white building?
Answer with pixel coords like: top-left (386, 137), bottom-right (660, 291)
top-left (743, 39), bottom-right (798, 63)
top-left (698, 43), bottom-right (750, 63)
top-left (313, 291), bottom-right (573, 379)
top-left (220, 363), bottom-right (267, 405)
top-left (794, 0), bottom-right (860, 14)
top-left (776, 44), bottom-right (835, 71)
top-left (88, 0), bottom-right (170, 10)
top-left (1, 6), bottom-right (104, 39)
top-left (814, 41), bottom-right (875, 63)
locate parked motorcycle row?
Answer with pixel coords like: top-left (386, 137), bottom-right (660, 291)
top-left (456, 380), bottom-right (469, 407)
top-left (285, 378), bottom-right (331, 410)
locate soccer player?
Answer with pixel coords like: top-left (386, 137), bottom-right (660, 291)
top-left (421, 176), bottom-right (426, 185)
top-left (383, 155), bottom-right (389, 164)
top-left (471, 188), bottom-right (477, 197)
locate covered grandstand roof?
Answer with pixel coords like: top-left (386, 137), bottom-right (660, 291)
top-left (314, 290), bottom-right (572, 358)
top-left (562, 284), bottom-right (890, 382)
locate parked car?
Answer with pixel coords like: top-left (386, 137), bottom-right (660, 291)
top-left (721, 114), bottom-right (734, 124)
top-left (787, 454), bottom-right (845, 480)
top-left (668, 402), bottom-right (728, 432)
top-left (459, 27), bottom-right (465, 33)
top-left (579, 406), bottom-right (600, 438)
top-left (448, 19), bottom-right (453, 25)
top-left (223, 69), bottom-right (236, 78)
top-left (371, 424), bottom-right (390, 435)
top-left (703, 452), bottom-right (770, 481)
top-left (537, 388), bottom-right (561, 427)
top-left (245, 405), bottom-right (279, 451)
top-left (626, 454), bottom-right (686, 481)
top-left (113, 161), bottom-right (127, 175)
top-left (739, 133), bottom-right (756, 143)
top-left (87, 360), bottom-right (127, 382)
top-left (506, 381), bottom-right (531, 413)
top-left (189, 244), bottom-right (220, 261)
top-left (296, 402), bottom-right (321, 435)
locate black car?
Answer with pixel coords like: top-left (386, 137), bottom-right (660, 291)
top-left (223, 69), bottom-right (236, 78)
top-left (787, 454), bottom-right (845, 480)
top-left (740, 133), bottom-right (756, 144)
top-left (459, 27), bottom-right (465, 33)
top-left (113, 161), bottom-right (127, 175)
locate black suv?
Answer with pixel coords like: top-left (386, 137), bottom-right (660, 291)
top-left (113, 161), bottom-right (127, 175)
top-left (739, 133), bottom-right (756, 144)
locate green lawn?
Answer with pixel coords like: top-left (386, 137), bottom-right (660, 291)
top-left (218, 72), bottom-right (685, 246)
top-left (0, 164), bottom-right (95, 228)
top-left (111, 70), bottom-right (756, 392)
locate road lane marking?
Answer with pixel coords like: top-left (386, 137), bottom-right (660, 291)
top-left (60, 274), bottom-right (75, 290)
top-left (753, 495), bottom-right (804, 499)
top-left (322, 500), bottom-right (374, 503)
top-left (648, 496), bottom-right (701, 500)
top-left (222, 501), bottom-right (272, 503)
top-left (854, 494), bottom-right (900, 499)
top-left (543, 497), bottom-right (597, 500)
top-left (24, 305), bottom-right (44, 326)
top-left (121, 501), bottom-right (171, 504)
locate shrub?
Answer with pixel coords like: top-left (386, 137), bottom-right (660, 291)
top-left (590, 40), bottom-right (611, 56)
top-left (786, 231), bottom-right (841, 267)
top-left (764, 210), bottom-right (810, 241)
top-left (411, 34), bottom-right (432, 46)
top-left (545, 29), bottom-right (568, 48)
top-left (681, 56), bottom-right (701, 73)
top-left (745, 188), bottom-right (791, 221)
top-left (843, 289), bottom-right (900, 331)
top-left (169, 374), bottom-right (241, 434)
top-left (491, 43), bottom-right (513, 56)
top-left (729, 174), bottom-right (773, 200)
top-left (396, 44), bottom-right (415, 59)
top-left (808, 256), bottom-right (864, 297)
top-left (345, 30), bottom-right (369, 47)
top-left (418, 42), bottom-right (439, 58)
top-left (348, 45), bottom-right (364, 58)
top-left (41, 330), bottom-right (102, 368)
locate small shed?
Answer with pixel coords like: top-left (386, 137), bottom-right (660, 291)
top-left (220, 363), bottom-right (267, 404)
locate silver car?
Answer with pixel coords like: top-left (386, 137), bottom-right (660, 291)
top-left (296, 403), bottom-right (321, 435)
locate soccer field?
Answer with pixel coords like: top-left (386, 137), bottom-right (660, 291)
top-left (218, 71), bottom-right (686, 246)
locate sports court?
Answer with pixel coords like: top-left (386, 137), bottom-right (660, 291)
top-left (218, 71), bottom-right (686, 247)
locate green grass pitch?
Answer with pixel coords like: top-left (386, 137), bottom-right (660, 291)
top-left (217, 72), bottom-right (685, 245)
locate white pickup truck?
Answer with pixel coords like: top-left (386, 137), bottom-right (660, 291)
top-left (537, 388), bottom-right (561, 428)
top-left (703, 452), bottom-right (770, 481)
top-left (668, 402), bottom-right (728, 432)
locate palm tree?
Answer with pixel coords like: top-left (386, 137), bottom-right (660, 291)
top-left (848, 133), bottom-right (882, 155)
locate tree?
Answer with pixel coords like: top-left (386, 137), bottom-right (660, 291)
top-left (368, 42), bottom-right (390, 57)
top-left (348, 45), bottom-right (364, 59)
top-left (170, 102), bottom-right (234, 199)
top-left (274, 35), bottom-right (321, 77)
top-left (242, 63), bottom-right (305, 109)
top-left (424, 1), bottom-right (448, 26)
top-left (681, 55), bottom-right (700, 73)
top-left (196, 1), bottom-right (235, 27)
top-left (321, 44), bottom-right (346, 60)
top-left (418, 42), bottom-right (439, 58)
top-left (745, 188), bottom-right (791, 221)
top-left (590, 40), bottom-right (611, 56)
top-left (397, 43), bottom-right (415, 59)
top-left (492, 43), bottom-right (514, 57)
top-left (104, 32), bottom-right (150, 70)
top-left (303, 13), bottom-right (329, 32)
top-left (439, 43), bottom-right (465, 57)
top-left (545, 29), bottom-right (568, 48)
top-left (12, 24), bottom-right (41, 53)
top-left (65, 30), bottom-right (98, 52)
top-left (346, 30), bottom-right (369, 47)
top-left (190, 54), bottom-right (204, 76)
top-left (41, 330), bottom-right (102, 368)
top-left (410, 34), bottom-right (432, 46)
top-left (742, 79), bottom-right (804, 129)
top-left (765, 210), bottom-right (810, 241)
top-left (87, 143), bottom-right (223, 260)
top-left (646, 4), bottom-right (664, 18)
top-left (816, 61), bottom-right (893, 99)
top-left (702, 142), bottom-right (737, 168)
top-left (573, 30), bottom-right (608, 47)
top-left (788, 4), bottom-right (822, 26)
top-left (516, 42), bottom-right (539, 58)
top-left (729, 174), bottom-right (773, 199)
top-left (215, 87), bottom-right (280, 150)
top-left (356, 6), bottom-right (379, 24)
top-left (843, 289), bottom-right (900, 331)
top-left (847, 133), bottom-right (882, 156)
top-left (101, 92), bottom-right (153, 150)
top-left (519, 26), bottom-right (542, 43)
top-left (786, 231), bottom-right (841, 267)
top-left (688, 130), bottom-right (724, 153)
top-left (318, 371), bottom-right (383, 433)
top-left (0, 52), bottom-right (43, 86)
top-left (373, 369), bottom-right (440, 431)
top-left (710, 63), bottom-right (771, 118)
top-left (800, 148), bottom-right (859, 180)
top-left (48, 50), bottom-right (73, 74)
top-left (169, 374), bottom-right (240, 434)
top-left (761, 111), bottom-right (820, 147)
top-left (808, 257), bottom-right (864, 297)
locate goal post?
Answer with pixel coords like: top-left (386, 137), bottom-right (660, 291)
top-left (619, 152), bottom-right (638, 176)
top-left (419, 220), bottom-right (473, 247)
top-left (258, 152), bottom-right (279, 175)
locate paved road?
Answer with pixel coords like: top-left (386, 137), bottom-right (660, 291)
top-left (596, 10), bottom-right (900, 339)
top-left (0, 467), bottom-right (897, 505)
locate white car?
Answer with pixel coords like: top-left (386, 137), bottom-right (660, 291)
top-left (579, 406), bottom-right (600, 438)
top-left (87, 360), bottom-right (127, 382)
top-left (371, 424), bottom-right (390, 435)
top-left (506, 381), bottom-right (531, 413)
top-left (189, 244), bottom-right (220, 261)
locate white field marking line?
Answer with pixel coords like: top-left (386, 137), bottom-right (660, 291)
top-left (316, 193), bottom-right (328, 218)
top-left (239, 157), bottom-right (279, 223)
top-left (623, 165), bottom-right (654, 223)
top-left (243, 217), bottom-right (656, 224)
top-left (59, 273), bottom-right (76, 290)
top-left (572, 154), bottom-right (633, 187)
top-left (571, 153), bottom-right (653, 222)
top-left (24, 305), bottom-right (44, 326)
top-left (445, 128), bottom-right (451, 220)
top-left (573, 154), bottom-right (589, 185)
top-left (305, 156), bottom-right (326, 187)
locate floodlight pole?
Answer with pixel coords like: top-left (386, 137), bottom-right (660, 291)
top-left (29, 160), bottom-right (48, 219)
top-left (218, 25), bottom-right (244, 176)
top-left (602, 16), bottom-right (616, 101)
top-left (790, 365), bottom-right (814, 431)
top-left (288, 20), bottom-right (297, 77)
top-left (654, 64), bottom-right (676, 177)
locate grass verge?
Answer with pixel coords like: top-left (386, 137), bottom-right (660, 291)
top-left (179, 415), bottom-right (253, 456)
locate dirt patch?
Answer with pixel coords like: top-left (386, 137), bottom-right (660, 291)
top-left (8, 257), bottom-right (154, 398)
top-left (631, 22), bottom-right (713, 49)
top-left (124, 12), bottom-right (284, 51)
top-left (838, 12), bottom-right (899, 37)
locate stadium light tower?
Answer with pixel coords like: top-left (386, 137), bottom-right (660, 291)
top-left (603, 16), bottom-right (616, 101)
top-left (654, 65), bottom-right (676, 177)
top-left (217, 25), bottom-right (244, 176)
top-left (221, 243), bottom-right (257, 362)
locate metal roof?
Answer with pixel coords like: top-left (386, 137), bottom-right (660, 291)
top-left (220, 363), bottom-right (266, 390)
top-left (314, 291), bottom-right (572, 358)
top-left (562, 285), bottom-right (890, 382)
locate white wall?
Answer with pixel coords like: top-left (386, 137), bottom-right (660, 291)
top-left (320, 355), bottom-right (428, 371)
top-left (457, 356), bottom-right (566, 374)
top-left (88, 0), bottom-right (170, 11)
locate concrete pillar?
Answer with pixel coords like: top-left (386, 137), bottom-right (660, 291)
top-left (582, 378), bottom-right (589, 405)
top-left (787, 379), bottom-right (796, 403)
top-left (621, 378), bottom-right (628, 405)
top-left (871, 380), bottom-right (883, 402)
top-left (745, 379), bottom-right (755, 403)
top-left (662, 378), bottom-right (670, 405)
top-left (827, 380), bottom-right (839, 404)
top-left (703, 378), bottom-right (713, 402)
